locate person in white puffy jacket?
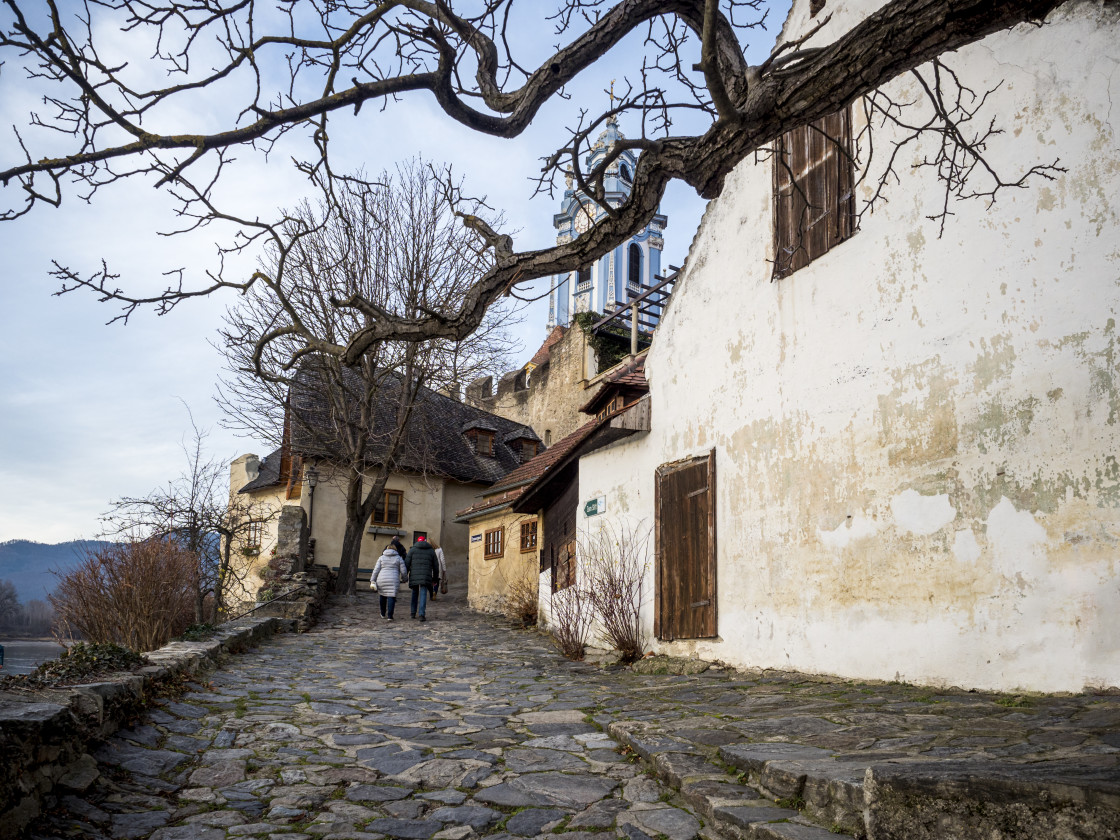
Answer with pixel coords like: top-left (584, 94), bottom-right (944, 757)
top-left (371, 545), bottom-right (407, 620)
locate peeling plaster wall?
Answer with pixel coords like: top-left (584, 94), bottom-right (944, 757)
top-left (577, 0), bottom-right (1120, 692)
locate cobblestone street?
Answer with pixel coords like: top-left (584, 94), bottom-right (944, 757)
top-left (25, 589), bottom-right (1120, 840)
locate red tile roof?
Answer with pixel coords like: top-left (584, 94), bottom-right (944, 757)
top-left (454, 417), bottom-right (602, 521)
top-left (580, 355), bottom-right (648, 415)
top-left (528, 325), bottom-right (568, 368)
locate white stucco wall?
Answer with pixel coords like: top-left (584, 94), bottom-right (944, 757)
top-left (577, 0), bottom-right (1120, 692)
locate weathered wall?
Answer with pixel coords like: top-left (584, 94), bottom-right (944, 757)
top-left (225, 455), bottom-right (288, 606)
top-left (577, 0), bottom-right (1120, 692)
top-left (306, 470), bottom-right (481, 573)
top-left (439, 481), bottom-right (483, 582)
top-left (466, 508), bottom-right (539, 613)
top-left (465, 326), bottom-right (595, 444)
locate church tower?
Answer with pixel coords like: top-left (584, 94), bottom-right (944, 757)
top-left (547, 117), bottom-right (667, 330)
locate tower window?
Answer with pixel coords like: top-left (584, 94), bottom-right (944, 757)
top-left (628, 243), bottom-right (642, 288)
top-left (577, 267), bottom-right (592, 290)
top-left (620, 163), bottom-right (632, 183)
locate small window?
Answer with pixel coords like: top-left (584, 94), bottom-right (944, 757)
top-left (545, 429), bottom-right (552, 446)
top-left (620, 163), bottom-right (632, 183)
top-left (371, 490), bottom-right (404, 527)
top-left (246, 521), bottom-right (263, 549)
top-left (628, 243), bottom-right (642, 288)
top-left (476, 430), bottom-right (494, 456)
top-left (577, 267), bottom-right (592, 290)
top-left (520, 521), bottom-right (538, 553)
top-left (413, 530), bottom-right (427, 543)
top-left (484, 527), bottom-right (505, 559)
top-left (773, 107), bottom-right (855, 279)
top-left (521, 440), bottom-right (539, 462)
top-left (553, 542), bottom-right (576, 592)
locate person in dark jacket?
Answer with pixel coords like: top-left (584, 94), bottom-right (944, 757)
top-left (405, 536), bottom-right (437, 621)
top-left (390, 536), bottom-right (407, 561)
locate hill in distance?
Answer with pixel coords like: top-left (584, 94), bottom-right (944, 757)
top-left (0, 539), bottom-right (112, 602)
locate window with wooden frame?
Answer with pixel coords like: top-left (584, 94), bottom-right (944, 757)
top-left (371, 490), bottom-right (404, 527)
top-left (246, 521), bottom-right (263, 549)
top-left (484, 527), bottom-right (504, 559)
top-left (773, 107), bottom-right (855, 279)
top-left (520, 520), bottom-right (538, 553)
top-left (467, 428), bottom-right (495, 456)
top-left (520, 440), bottom-right (539, 462)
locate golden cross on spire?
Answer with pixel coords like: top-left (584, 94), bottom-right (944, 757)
top-left (608, 79), bottom-right (617, 109)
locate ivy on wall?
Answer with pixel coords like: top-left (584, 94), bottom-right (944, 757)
top-left (572, 311), bottom-right (652, 373)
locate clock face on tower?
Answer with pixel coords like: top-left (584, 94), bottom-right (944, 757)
top-left (573, 203), bottom-right (595, 235)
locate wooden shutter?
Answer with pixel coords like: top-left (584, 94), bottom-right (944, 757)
top-left (655, 450), bottom-right (717, 641)
top-left (773, 107), bottom-right (854, 278)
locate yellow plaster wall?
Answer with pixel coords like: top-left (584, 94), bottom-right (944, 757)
top-left (466, 509), bottom-right (540, 613)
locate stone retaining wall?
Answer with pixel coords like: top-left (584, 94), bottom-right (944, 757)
top-left (0, 616), bottom-right (282, 840)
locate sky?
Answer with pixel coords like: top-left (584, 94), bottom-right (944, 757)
top-left (0, 1), bottom-right (789, 544)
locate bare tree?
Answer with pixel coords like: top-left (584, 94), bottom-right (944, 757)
top-left (100, 411), bottom-right (275, 622)
top-left (0, 580), bottom-right (20, 627)
top-left (0, 0), bottom-right (1070, 360)
top-left (218, 158), bottom-right (517, 596)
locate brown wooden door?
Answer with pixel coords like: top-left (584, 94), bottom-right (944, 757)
top-left (542, 468), bottom-right (579, 590)
top-left (655, 451), bottom-right (717, 640)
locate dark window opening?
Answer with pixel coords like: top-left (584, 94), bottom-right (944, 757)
top-left (773, 107), bottom-right (855, 279)
top-left (628, 243), bottom-right (642, 288)
top-left (577, 267), bottom-right (592, 290)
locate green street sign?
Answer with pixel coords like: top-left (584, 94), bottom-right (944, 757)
top-left (584, 499), bottom-right (598, 517)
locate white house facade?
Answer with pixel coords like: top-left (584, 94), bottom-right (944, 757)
top-left (559, 0), bottom-right (1120, 693)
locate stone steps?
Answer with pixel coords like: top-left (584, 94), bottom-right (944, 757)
top-left (608, 721), bottom-right (1120, 840)
top-left (608, 723), bottom-right (853, 839)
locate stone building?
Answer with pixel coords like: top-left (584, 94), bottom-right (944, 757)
top-left (535, 0), bottom-right (1120, 692)
top-left (227, 366), bottom-right (539, 599)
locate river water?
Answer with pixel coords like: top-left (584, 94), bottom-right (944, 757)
top-left (0, 640), bottom-right (64, 675)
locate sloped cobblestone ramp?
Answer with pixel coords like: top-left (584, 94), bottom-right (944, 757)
top-left (24, 590), bottom-right (1120, 840)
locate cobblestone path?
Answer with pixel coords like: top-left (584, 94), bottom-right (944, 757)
top-left (28, 593), bottom-right (717, 840)
top-left (25, 590), bottom-right (1120, 840)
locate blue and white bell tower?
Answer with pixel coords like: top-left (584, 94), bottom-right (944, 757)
top-left (547, 117), bottom-right (667, 330)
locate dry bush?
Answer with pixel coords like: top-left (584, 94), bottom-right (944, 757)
top-left (581, 522), bottom-right (650, 663)
top-left (501, 572), bottom-right (539, 627)
top-left (550, 581), bottom-right (593, 661)
top-left (49, 539), bottom-right (198, 652)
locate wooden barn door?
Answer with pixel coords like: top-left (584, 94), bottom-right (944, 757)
top-left (542, 469), bottom-right (579, 591)
top-left (655, 450), bottom-right (717, 641)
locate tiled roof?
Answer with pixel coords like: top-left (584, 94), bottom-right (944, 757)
top-left (289, 362), bottom-right (537, 486)
top-left (454, 417), bottom-right (602, 521)
top-left (238, 447), bottom-right (283, 493)
top-left (528, 325), bottom-right (567, 368)
top-left (580, 355), bottom-right (648, 415)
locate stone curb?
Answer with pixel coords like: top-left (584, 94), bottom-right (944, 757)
top-left (607, 721), bottom-right (849, 840)
top-left (0, 616), bottom-right (286, 840)
top-left (608, 720), bottom-right (1120, 840)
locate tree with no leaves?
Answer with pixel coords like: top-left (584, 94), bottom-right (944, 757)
top-left (100, 413), bottom-right (277, 621)
top-left (0, 0), bottom-right (1073, 365)
top-left (218, 158), bottom-right (516, 596)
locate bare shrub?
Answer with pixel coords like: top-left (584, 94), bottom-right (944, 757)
top-left (550, 581), bottom-right (593, 661)
top-left (501, 572), bottom-right (539, 627)
top-left (49, 539), bottom-right (198, 652)
top-left (581, 522), bottom-right (650, 664)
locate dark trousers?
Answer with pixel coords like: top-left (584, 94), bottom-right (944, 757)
top-left (378, 595), bottom-right (396, 618)
top-left (410, 585), bottom-right (428, 618)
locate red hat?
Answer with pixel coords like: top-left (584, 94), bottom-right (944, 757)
top-left (418, 535), bottom-right (426, 541)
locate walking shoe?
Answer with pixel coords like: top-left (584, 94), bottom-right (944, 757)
top-left (419, 615), bottom-right (426, 622)
top-left (387, 616), bottom-right (394, 621)
top-left (410, 614), bottom-right (416, 619)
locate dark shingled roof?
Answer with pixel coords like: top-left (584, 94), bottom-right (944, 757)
top-left (290, 363), bottom-right (537, 486)
top-left (238, 447), bottom-right (283, 494)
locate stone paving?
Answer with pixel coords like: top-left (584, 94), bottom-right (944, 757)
top-left (23, 588), bottom-right (1120, 840)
